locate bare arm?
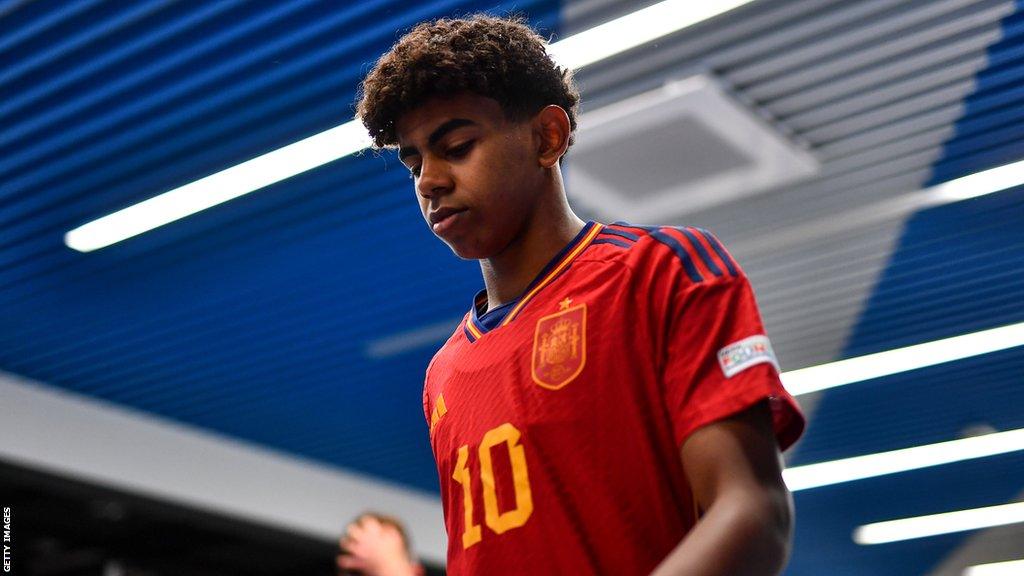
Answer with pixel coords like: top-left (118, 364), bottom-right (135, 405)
top-left (650, 400), bottom-right (794, 576)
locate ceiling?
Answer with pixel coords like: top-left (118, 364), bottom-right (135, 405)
top-left (2, 0), bottom-right (1023, 573)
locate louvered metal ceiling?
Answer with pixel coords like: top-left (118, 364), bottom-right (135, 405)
top-left (3, 0), bottom-right (1023, 574)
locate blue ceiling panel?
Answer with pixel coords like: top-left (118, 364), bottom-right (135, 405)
top-left (789, 454), bottom-right (1024, 576)
top-left (844, 187), bottom-right (1024, 358)
top-left (928, 2), bottom-right (1024, 185)
top-left (792, 346), bottom-right (1024, 466)
top-left (786, 186), bottom-right (1024, 573)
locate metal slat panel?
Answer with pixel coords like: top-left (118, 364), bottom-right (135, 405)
top-left (3, 218), bottom-right (467, 387)
top-left (749, 226), bottom-right (900, 291)
top-left (573, 0), bottom-right (848, 105)
top-left (761, 259), bottom-right (895, 320)
top-left (2, 0), bottom-right (168, 84)
top-left (818, 130), bottom-right (948, 173)
top-left (943, 115), bottom-right (1024, 158)
top-left (0, 164), bottom-right (387, 299)
top-left (933, 137), bottom-right (1024, 179)
top-left (814, 142), bottom-right (945, 190)
top-left (708, 0), bottom-right (908, 70)
top-left (759, 31), bottom-right (999, 106)
top-left (815, 103), bottom-right (964, 153)
top-left (724, 0), bottom-right (994, 85)
top-left (0, 1), bottom-right (244, 122)
top-left (818, 125), bottom-right (955, 161)
top-left (744, 18), bottom-right (1007, 101)
top-left (782, 154), bottom-right (937, 198)
top-left (0, 1), bottom-right (387, 180)
top-left (0, 0), bottom-right (103, 55)
top-left (802, 80), bottom-right (977, 142)
top-left (784, 62), bottom-right (985, 130)
top-left (692, 176), bottom-right (919, 249)
top-left (0, 160), bottom-right (396, 303)
top-left (746, 224), bottom-right (904, 369)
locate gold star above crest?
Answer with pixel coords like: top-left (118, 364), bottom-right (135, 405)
top-left (559, 297), bottom-right (573, 310)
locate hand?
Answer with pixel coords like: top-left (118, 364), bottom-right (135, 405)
top-left (337, 515), bottom-right (421, 576)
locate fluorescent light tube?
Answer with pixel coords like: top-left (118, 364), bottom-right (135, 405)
top-left (546, 0), bottom-right (755, 69)
top-left (965, 559), bottom-right (1024, 576)
top-left (65, 0), bottom-right (754, 251)
top-left (853, 502), bottom-right (1024, 545)
top-left (783, 428), bottom-right (1024, 491)
top-left (932, 158), bottom-right (1024, 201)
top-left (64, 121), bottom-right (372, 252)
top-left (781, 322), bottom-right (1024, 396)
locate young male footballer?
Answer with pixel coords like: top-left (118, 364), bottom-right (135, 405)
top-left (353, 14), bottom-right (806, 576)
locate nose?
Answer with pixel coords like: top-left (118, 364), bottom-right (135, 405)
top-left (416, 156), bottom-right (453, 200)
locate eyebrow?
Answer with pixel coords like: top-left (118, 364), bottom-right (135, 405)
top-left (398, 118), bottom-right (477, 162)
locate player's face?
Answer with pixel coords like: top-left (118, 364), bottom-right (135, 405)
top-left (396, 93), bottom-right (544, 260)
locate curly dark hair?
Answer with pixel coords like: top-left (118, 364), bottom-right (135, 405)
top-left (356, 14), bottom-right (580, 150)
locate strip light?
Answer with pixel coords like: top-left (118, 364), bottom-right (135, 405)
top-left (64, 0), bottom-right (754, 252)
top-left (783, 428), bottom-right (1024, 491)
top-left (781, 322), bottom-right (1024, 396)
top-left (853, 502), bottom-right (1024, 545)
top-left (65, 122), bottom-right (372, 252)
top-left (965, 559), bottom-right (1024, 576)
top-left (545, 0), bottom-right (754, 69)
top-left (933, 158), bottom-right (1024, 201)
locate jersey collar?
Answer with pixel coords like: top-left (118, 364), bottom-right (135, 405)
top-left (464, 221), bottom-right (603, 342)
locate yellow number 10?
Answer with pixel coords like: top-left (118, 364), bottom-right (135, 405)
top-left (452, 422), bottom-right (534, 549)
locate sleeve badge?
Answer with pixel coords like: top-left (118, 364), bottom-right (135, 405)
top-left (717, 335), bottom-right (780, 378)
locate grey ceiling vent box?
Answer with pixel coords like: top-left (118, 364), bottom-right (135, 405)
top-left (566, 73), bottom-right (820, 221)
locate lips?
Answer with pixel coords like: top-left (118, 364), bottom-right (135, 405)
top-left (428, 207), bottom-right (466, 225)
top-left (428, 207), bottom-right (467, 234)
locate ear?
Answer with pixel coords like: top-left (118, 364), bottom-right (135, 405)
top-left (533, 105), bottom-right (571, 168)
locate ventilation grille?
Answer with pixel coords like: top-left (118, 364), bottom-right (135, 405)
top-left (566, 73), bottom-right (819, 221)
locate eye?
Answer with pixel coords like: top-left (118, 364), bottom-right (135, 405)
top-left (446, 140), bottom-right (474, 158)
top-left (408, 165), bottom-right (421, 179)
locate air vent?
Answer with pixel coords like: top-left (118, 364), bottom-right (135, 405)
top-left (566, 73), bottom-right (819, 221)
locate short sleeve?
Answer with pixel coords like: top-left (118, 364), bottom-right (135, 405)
top-left (423, 352), bottom-right (440, 429)
top-left (422, 387), bottom-right (432, 428)
top-left (660, 241), bottom-right (805, 452)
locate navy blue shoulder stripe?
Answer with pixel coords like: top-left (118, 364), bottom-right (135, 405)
top-left (696, 227), bottom-right (739, 277)
top-left (599, 227), bottom-right (640, 241)
top-left (677, 227), bottom-right (723, 278)
top-left (592, 237), bottom-right (633, 249)
top-left (648, 228), bottom-right (703, 283)
top-left (611, 222), bottom-right (738, 282)
top-left (612, 223), bottom-right (702, 281)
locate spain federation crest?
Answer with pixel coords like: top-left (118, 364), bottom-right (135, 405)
top-left (531, 300), bottom-right (587, 390)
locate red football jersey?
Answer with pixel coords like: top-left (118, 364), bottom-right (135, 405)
top-left (423, 221), bottom-right (805, 575)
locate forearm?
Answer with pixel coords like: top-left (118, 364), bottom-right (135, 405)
top-left (650, 489), bottom-right (793, 576)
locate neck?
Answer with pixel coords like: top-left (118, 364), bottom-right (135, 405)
top-left (479, 179), bottom-right (585, 311)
